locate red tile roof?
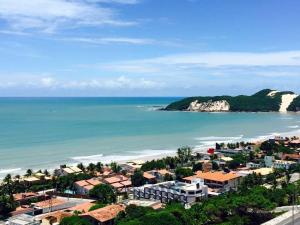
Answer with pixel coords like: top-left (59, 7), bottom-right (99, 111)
top-left (82, 204), bottom-right (125, 222)
top-left (143, 172), bottom-right (155, 180)
top-left (184, 171), bottom-right (240, 183)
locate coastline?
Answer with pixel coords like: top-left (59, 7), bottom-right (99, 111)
top-left (1, 129), bottom-right (300, 181)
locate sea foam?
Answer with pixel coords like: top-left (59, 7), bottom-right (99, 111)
top-left (70, 149), bottom-right (175, 165)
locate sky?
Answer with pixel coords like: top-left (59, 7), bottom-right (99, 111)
top-left (0, 0), bottom-right (300, 96)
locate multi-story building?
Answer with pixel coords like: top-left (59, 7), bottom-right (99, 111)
top-left (133, 179), bottom-right (208, 205)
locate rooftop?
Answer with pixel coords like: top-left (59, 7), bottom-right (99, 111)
top-left (253, 168), bottom-right (274, 176)
top-left (82, 204), bottom-right (125, 222)
top-left (184, 171), bottom-right (241, 183)
top-left (33, 198), bottom-right (66, 208)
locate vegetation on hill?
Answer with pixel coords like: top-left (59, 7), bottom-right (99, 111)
top-left (165, 89), bottom-right (297, 112)
top-left (287, 95), bottom-right (300, 111)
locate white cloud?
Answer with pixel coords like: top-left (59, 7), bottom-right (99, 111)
top-left (62, 37), bottom-right (155, 45)
top-left (100, 51), bottom-right (300, 74)
top-left (0, 75), bottom-right (163, 90)
top-left (86, 0), bottom-right (139, 4)
top-left (0, 0), bottom-right (138, 33)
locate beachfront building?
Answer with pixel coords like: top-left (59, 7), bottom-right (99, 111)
top-left (59, 166), bottom-right (83, 176)
top-left (133, 179), bottom-right (208, 205)
top-left (81, 204), bottom-right (125, 225)
top-left (74, 178), bottom-right (102, 195)
top-left (183, 171), bottom-right (242, 192)
top-left (120, 160), bottom-right (144, 173)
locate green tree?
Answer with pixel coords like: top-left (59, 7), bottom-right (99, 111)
top-left (192, 162), bottom-right (202, 172)
top-left (89, 184), bottom-right (116, 204)
top-left (0, 195), bottom-right (16, 218)
top-left (25, 169), bottom-right (33, 177)
top-left (131, 170), bottom-right (146, 187)
top-left (110, 162), bottom-right (122, 173)
top-left (96, 162), bottom-right (103, 172)
top-left (175, 167), bottom-right (193, 181)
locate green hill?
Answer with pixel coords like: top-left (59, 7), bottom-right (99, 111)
top-left (165, 89), bottom-right (300, 112)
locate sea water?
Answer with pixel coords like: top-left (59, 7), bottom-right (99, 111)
top-left (0, 97), bottom-right (300, 178)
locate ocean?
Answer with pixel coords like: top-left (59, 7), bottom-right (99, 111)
top-left (0, 97), bottom-right (300, 178)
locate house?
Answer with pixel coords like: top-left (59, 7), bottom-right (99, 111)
top-left (103, 175), bottom-right (132, 192)
top-left (220, 156), bottom-right (233, 163)
top-left (215, 148), bottom-right (242, 156)
top-left (183, 171), bottom-right (242, 191)
top-left (289, 139), bottom-right (300, 148)
top-left (13, 192), bottom-right (46, 205)
top-left (38, 201), bottom-right (96, 225)
top-left (143, 172), bottom-right (156, 183)
top-left (66, 201), bottom-right (96, 214)
top-left (74, 178), bottom-right (102, 195)
top-left (253, 167), bottom-right (274, 176)
top-left (246, 162), bottom-right (261, 169)
top-left (126, 200), bottom-right (163, 210)
top-left (32, 197), bottom-right (74, 214)
top-left (133, 179), bottom-right (208, 205)
top-left (40, 211), bottom-right (72, 225)
top-left (120, 160), bottom-right (144, 173)
top-left (281, 153), bottom-right (300, 162)
top-left (8, 214), bottom-right (40, 225)
top-left (273, 160), bottom-right (296, 170)
top-left (144, 169), bottom-right (175, 182)
top-left (23, 176), bottom-right (41, 185)
top-left (264, 156), bottom-right (297, 169)
top-left (82, 204), bottom-right (125, 225)
top-left (60, 166), bottom-right (82, 176)
top-left (264, 156), bottom-right (275, 167)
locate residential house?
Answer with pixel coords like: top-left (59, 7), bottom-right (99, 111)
top-left (81, 204), bottom-right (125, 225)
top-left (103, 175), bottom-right (132, 192)
top-left (143, 172), bottom-right (156, 184)
top-left (74, 178), bottom-right (102, 195)
top-left (273, 160), bottom-right (296, 170)
top-left (144, 169), bottom-right (175, 182)
top-left (60, 166), bottom-right (82, 176)
top-left (281, 153), bottom-right (300, 162)
top-left (183, 171), bottom-right (242, 191)
top-left (8, 214), bottom-right (40, 225)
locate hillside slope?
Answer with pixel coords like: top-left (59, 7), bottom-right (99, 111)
top-left (165, 89), bottom-right (300, 112)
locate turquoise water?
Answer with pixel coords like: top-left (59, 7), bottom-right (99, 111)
top-left (0, 97), bottom-right (300, 177)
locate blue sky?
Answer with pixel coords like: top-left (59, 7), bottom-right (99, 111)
top-left (0, 0), bottom-right (300, 96)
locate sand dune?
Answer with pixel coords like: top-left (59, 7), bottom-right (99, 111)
top-left (279, 94), bottom-right (298, 112)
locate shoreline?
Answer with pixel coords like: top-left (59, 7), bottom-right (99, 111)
top-left (1, 128), bottom-right (300, 180)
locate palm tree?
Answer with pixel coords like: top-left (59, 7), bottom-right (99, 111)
top-left (87, 163), bottom-right (96, 175)
top-left (177, 148), bottom-right (184, 165)
top-left (96, 162), bottom-right (103, 172)
top-left (43, 169), bottom-right (50, 176)
top-left (3, 174), bottom-right (12, 184)
top-left (77, 163), bottom-right (85, 172)
top-left (25, 169), bottom-right (33, 177)
top-left (110, 162), bottom-right (121, 173)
